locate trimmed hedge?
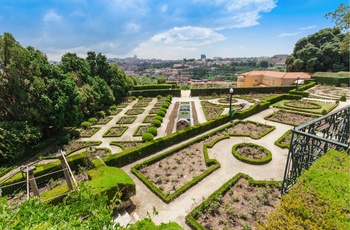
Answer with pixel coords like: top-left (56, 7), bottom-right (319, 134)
top-left (274, 130), bottom-right (292, 149)
top-left (103, 126), bottom-right (128, 137)
top-left (186, 173), bottom-right (281, 229)
top-left (191, 86), bottom-right (295, 97)
top-left (311, 72), bottom-right (350, 86)
top-left (133, 84), bottom-right (177, 90)
top-left (130, 89), bottom-right (181, 97)
top-left (86, 166), bottom-right (136, 201)
top-left (131, 131), bottom-right (221, 203)
top-left (232, 143), bottom-right (272, 165)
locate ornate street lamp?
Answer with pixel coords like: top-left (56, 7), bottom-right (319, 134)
top-left (229, 87), bottom-right (234, 121)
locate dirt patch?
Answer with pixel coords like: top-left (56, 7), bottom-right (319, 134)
top-left (191, 101), bottom-right (199, 125)
top-left (139, 141), bottom-right (209, 195)
top-left (165, 102), bottom-right (179, 135)
top-left (197, 178), bottom-right (280, 230)
top-left (266, 110), bottom-right (317, 126)
top-left (236, 145), bottom-right (267, 159)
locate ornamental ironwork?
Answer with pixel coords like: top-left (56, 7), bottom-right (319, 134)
top-left (281, 105), bottom-right (350, 194)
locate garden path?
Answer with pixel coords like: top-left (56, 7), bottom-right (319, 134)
top-left (121, 107), bottom-right (292, 229)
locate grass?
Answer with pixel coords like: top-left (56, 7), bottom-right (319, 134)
top-left (260, 149), bottom-right (350, 229)
top-left (271, 100), bottom-right (338, 114)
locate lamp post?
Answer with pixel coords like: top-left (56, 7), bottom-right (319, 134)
top-left (229, 87), bottom-right (234, 121)
top-left (296, 75), bottom-right (300, 91)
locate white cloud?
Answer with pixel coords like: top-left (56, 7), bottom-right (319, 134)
top-left (277, 32), bottom-right (301, 37)
top-left (43, 9), bottom-right (62, 23)
top-left (124, 22), bottom-right (141, 33)
top-left (161, 4), bottom-right (168, 13)
top-left (299, 25), bottom-right (316, 30)
top-left (129, 26), bottom-right (225, 59)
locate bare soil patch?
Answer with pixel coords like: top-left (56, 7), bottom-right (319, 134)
top-left (266, 110), bottom-right (318, 126)
top-left (139, 142), bottom-right (208, 195)
top-left (197, 178), bottom-right (280, 230)
top-left (284, 100), bottom-right (320, 109)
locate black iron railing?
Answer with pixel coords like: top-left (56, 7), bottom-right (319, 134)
top-left (281, 105), bottom-right (350, 194)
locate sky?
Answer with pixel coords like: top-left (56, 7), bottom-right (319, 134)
top-left (0, 0), bottom-right (346, 61)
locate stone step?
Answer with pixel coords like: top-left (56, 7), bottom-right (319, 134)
top-left (113, 208), bottom-right (133, 227)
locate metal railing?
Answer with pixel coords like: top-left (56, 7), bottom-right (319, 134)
top-left (281, 105), bottom-right (350, 194)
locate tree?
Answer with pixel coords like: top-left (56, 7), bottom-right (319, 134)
top-left (259, 61), bottom-right (269, 68)
top-left (325, 3), bottom-right (350, 54)
top-left (286, 28), bottom-right (348, 72)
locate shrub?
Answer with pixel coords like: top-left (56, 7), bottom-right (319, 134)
top-left (151, 119), bottom-right (162, 127)
top-left (81, 121), bottom-right (91, 129)
top-left (138, 95), bottom-right (143, 100)
top-left (88, 117), bottom-right (98, 124)
top-left (110, 104), bottom-right (117, 110)
top-left (70, 130), bottom-right (80, 139)
top-left (157, 95), bottom-right (162, 99)
top-left (154, 115), bottom-right (163, 122)
top-left (132, 96), bottom-right (136, 100)
top-left (105, 109), bottom-right (111, 116)
top-left (156, 110), bottom-right (166, 117)
top-left (339, 95), bottom-right (347, 102)
top-left (60, 135), bottom-right (70, 145)
top-left (321, 109), bottom-right (327, 115)
top-left (96, 111), bottom-right (105, 118)
top-left (146, 126), bottom-right (158, 136)
top-left (142, 133), bottom-right (154, 142)
top-left (162, 102), bottom-right (170, 109)
top-left (159, 108), bottom-right (167, 113)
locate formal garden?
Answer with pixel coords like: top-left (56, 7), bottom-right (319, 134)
top-left (0, 81), bottom-right (349, 229)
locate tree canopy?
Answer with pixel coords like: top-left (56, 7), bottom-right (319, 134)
top-left (0, 33), bottom-right (134, 163)
top-left (286, 4), bottom-right (350, 72)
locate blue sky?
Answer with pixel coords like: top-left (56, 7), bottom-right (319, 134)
top-left (0, 0), bottom-right (346, 61)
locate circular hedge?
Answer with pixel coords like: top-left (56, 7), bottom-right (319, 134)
top-left (284, 100), bottom-right (321, 109)
top-left (232, 143), bottom-right (272, 165)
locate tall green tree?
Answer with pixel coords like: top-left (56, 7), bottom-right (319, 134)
top-left (325, 3), bottom-right (350, 54)
top-left (286, 28), bottom-right (348, 72)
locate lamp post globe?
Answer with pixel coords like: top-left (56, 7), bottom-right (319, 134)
top-left (229, 87), bottom-right (233, 121)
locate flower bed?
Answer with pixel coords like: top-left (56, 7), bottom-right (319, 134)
top-left (187, 174), bottom-right (281, 230)
top-left (103, 126), bottom-right (128, 137)
top-left (116, 116), bottom-right (137, 124)
top-left (232, 143), bottom-right (272, 165)
top-left (125, 108), bottom-right (144, 115)
top-left (265, 110), bottom-right (319, 126)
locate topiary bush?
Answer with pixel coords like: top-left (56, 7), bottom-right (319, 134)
top-left (146, 126), bottom-right (158, 136)
top-left (70, 130), bottom-right (80, 139)
top-left (151, 119), bottom-right (162, 127)
top-left (60, 135), bottom-right (70, 145)
top-left (132, 96), bottom-right (136, 100)
top-left (81, 121), bottom-right (91, 129)
top-left (96, 111), bottom-right (105, 118)
top-left (105, 109), bottom-right (111, 116)
top-left (142, 132), bottom-right (154, 142)
top-left (157, 95), bottom-right (162, 99)
top-left (88, 117), bottom-right (98, 124)
top-left (156, 110), bottom-right (166, 117)
top-left (159, 108), bottom-right (167, 113)
top-left (339, 95), bottom-right (347, 102)
top-left (138, 95), bottom-right (143, 100)
top-left (162, 102), bottom-right (170, 109)
top-left (154, 115), bottom-right (163, 122)
top-left (110, 104), bottom-right (117, 110)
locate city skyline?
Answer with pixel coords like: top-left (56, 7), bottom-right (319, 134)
top-left (0, 0), bottom-right (345, 61)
